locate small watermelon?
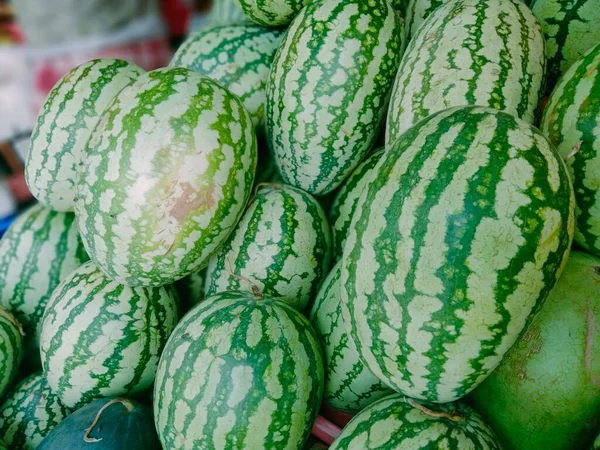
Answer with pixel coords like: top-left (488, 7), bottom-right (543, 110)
top-left (0, 307), bottom-right (23, 400)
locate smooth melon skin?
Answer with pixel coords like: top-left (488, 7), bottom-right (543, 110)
top-left (37, 397), bottom-right (161, 450)
top-left (469, 251), bottom-right (600, 450)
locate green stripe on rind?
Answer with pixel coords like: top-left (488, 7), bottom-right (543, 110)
top-left (0, 373), bottom-right (71, 450)
top-left (386, 0), bottom-right (545, 146)
top-left (531, 0), bottom-right (600, 89)
top-left (329, 394), bottom-right (501, 449)
top-left (74, 67), bottom-right (257, 287)
top-left (205, 183), bottom-right (331, 311)
top-left (309, 262), bottom-right (392, 414)
top-left (154, 291), bottom-right (324, 450)
top-left (541, 42), bottom-right (600, 256)
top-left (0, 308), bottom-right (22, 399)
top-left (235, 0), bottom-right (308, 26)
top-left (342, 106), bottom-right (575, 404)
top-left (211, 0), bottom-right (250, 25)
top-left (25, 59), bottom-right (144, 212)
top-left (266, 0), bottom-right (405, 196)
top-left (0, 203), bottom-right (88, 351)
top-left (40, 261), bottom-right (178, 409)
top-left (405, 0), bottom-right (447, 40)
top-left (329, 149), bottom-right (383, 261)
top-left (170, 24), bottom-right (284, 129)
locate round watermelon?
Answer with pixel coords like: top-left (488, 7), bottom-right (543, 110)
top-left (0, 307), bottom-right (23, 399)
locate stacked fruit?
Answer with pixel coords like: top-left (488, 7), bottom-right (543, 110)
top-left (0, 0), bottom-right (598, 448)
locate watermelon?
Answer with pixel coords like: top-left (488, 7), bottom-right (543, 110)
top-left (329, 394), bottom-right (501, 449)
top-left (470, 251), bottom-right (600, 450)
top-left (25, 59), bottom-right (144, 212)
top-left (404, 0), bottom-right (447, 40)
top-left (0, 307), bottom-right (23, 400)
top-left (154, 290), bottom-right (324, 449)
top-left (329, 149), bottom-right (382, 261)
top-left (40, 260), bottom-right (178, 409)
top-left (0, 373), bottom-right (71, 450)
top-left (266, 0), bottom-right (405, 196)
top-left (342, 106), bottom-right (575, 404)
top-left (175, 268), bottom-right (206, 315)
top-left (531, 0), bottom-right (600, 89)
top-left (385, 0), bottom-right (545, 146)
top-left (74, 67), bottom-right (257, 287)
top-left (236, 0), bottom-right (308, 26)
top-left (170, 24), bottom-right (284, 130)
top-left (0, 203), bottom-right (88, 354)
top-left (205, 183), bottom-right (331, 311)
top-left (541, 42), bottom-right (600, 256)
top-left (211, 0), bottom-right (250, 25)
top-left (37, 397), bottom-right (161, 450)
top-left (309, 261), bottom-right (392, 414)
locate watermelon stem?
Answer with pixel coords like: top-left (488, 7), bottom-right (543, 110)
top-left (0, 306), bottom-right (24, 336)
top-left (226, 256), bottom-right (263, 299)
top-left (406, 398), bottom-right (465, 422)
top-left (83, 398), bottom-right (136, 443)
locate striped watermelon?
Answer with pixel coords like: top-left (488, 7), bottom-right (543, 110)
top-left (266, 0), bottom-right (405, 196)
top-left (0, 203), bottom-right (88, 353)
top-left (170, 24), bottom-right (284, 129)
top-left (342, 106), bottom-right (575, 404)
top-left (25, 59), bottom-right (144, 212)
top-left (211, 0), bottom-right (250, 25)
top-left (386, 0), bottom-right (545, 146)
top-left (154, 290), bottom-right (324, 449)
top-left (0, 373), bottom-right (71, 450)
top-left (329, 394), bottom-right (501, 449)
top-left (531, 0), bottom-right (600, 89)
top-left (541, 42), bottom-right (600, 256)
top-left (329, 149), bottom-right (382, 261)
top-left (0, 307), bottom-right (22, 400)
top-left (40, 261), bottom-right (178, 409)
top-left (205, 183), bottom-right (331, 311)
top-left (236, 0), bottom-right (308, 26)
top-left (470, 251), bottom-right (600, 449)
top-left (74, 67), bottom-right (257, 287)
top-left (309, 262), bottom-right (392, 414)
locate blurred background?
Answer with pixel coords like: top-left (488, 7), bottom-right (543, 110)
top-left (0, 0), bottom-right (213, 235)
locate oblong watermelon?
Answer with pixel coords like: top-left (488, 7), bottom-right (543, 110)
top-left (74, 67), bottom-right (257, 287)
top-left (329, 394), bottom-right (501, 449)
top-left (386, 0), bottom-right (545, 146)
top-left (342, 106), bottom-right (575, 403)
top-left (37, 397), bottom-right (161, 450)
top-left (170, 24), bottom-right (283, 129)
top-left (267, 0), bottom-right (405, 195)
top-left (309, 262), bottom-right (392, 414)
top-left (0, 203), bottom-right (88, 354)
top-left (40, 261), bottom-right (178, 409)
top-left (0, 307), bottom-right (23, 399)
top-left (236, 0), bottom-right (308, 26)
top-left (25, 59), bottom-right (144, 212)
top-left (205, 183), bottom-right (331, 311)
top-left (541, 42), bottom-right (600, 256)
top-left (0, 373), bottom-right (71, 450)
top-left (154, 290), bottom-right (324, 449)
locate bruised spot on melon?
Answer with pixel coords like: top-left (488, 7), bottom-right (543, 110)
top-left (505, 325), bottom-right (543, 385)
top-left (170, 182), bottom-right (217, 223)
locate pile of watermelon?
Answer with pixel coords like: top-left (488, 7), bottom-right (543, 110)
top-left (0, 0), bottom-right (599, 448)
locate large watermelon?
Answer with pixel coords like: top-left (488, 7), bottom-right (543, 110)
top-left (74, 67), bottom-right (257, 287)
top-left (0, 307), bottom-right (22, 399)
top-left (541, 42), bottom-right (600, 256)
top-left (0, 203), bottom-right (88, 353)
top-left (309, 262), bottom-right (392, 414)
top-left (37, 397), bottom-right (161, 450)
top-left (470, 251), bottom-right (600, 450)
top-left (329, 394), bottom-right (501, 449)
top-left (329, 149), bottom-right (382, 261)
top-left (0, 373), bottom-right (71, 450)
top-left (236, 0), bottom-right (309, 26)
top-left (531, 0), bottom-right (600, 89)
top-left (205, 183), bottom-right (331, 311)
top-left (154, 290), bottom-right (324, 449)
top-left (386, 0), bottom-right (545, 146)
top-left (170, 24), bottom-right (284, 129)
top-left (25, 59), bottom-right (144, 212)
top-left (40, 261), bottom-right (178, 409)
top-left (266, 0), bottom-right (405, 196)
top-left (342, 106), bottom-right (575, 404)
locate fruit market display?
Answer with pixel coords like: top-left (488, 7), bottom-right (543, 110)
top-left (0, 0), bottom-right (597, 448)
